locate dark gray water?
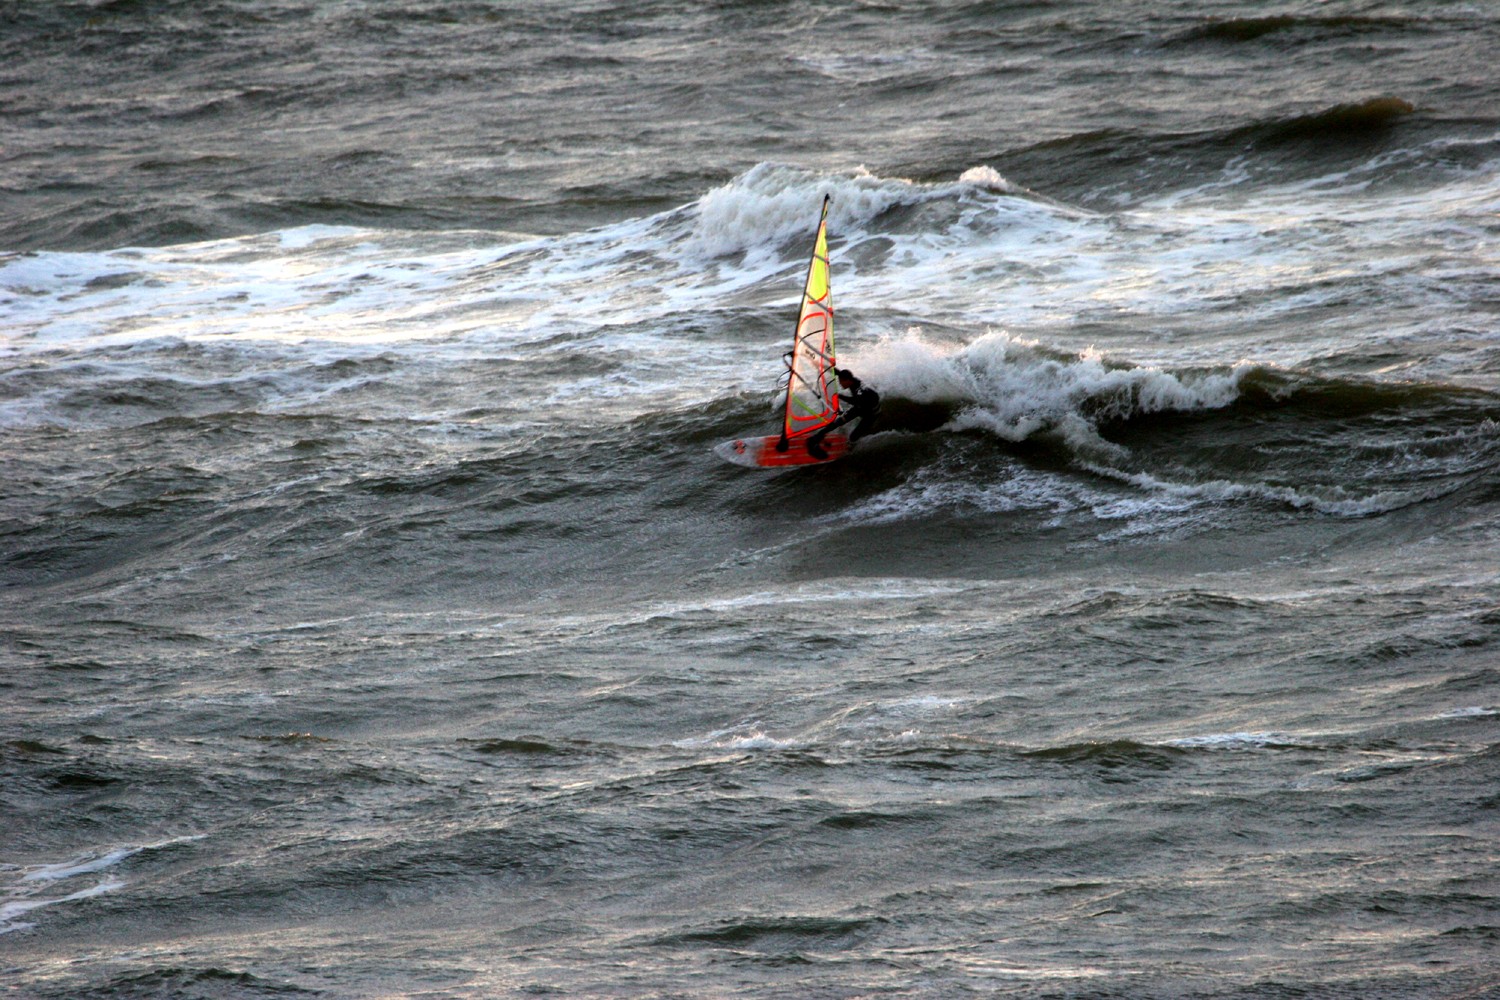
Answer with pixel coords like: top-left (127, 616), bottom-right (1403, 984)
top-left (4, 2), bottom-right (1499, 997)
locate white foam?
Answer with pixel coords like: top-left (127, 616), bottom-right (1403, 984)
top-left (829, 330), bottom-right (1310, 531)
top-left (789, 47), bottom-right (945, 85)
top-left (0, 841), bottom-right (192, 935)
top-left (0, 158), bottom-right (1154, 439)
top-left (864, 329), bottom-right (1248, 451)
top-left (689, 163), bottom-right (923, 260)
top-left (863, 694), bottom-right (964, 720)
top-left (22, 847), bottom-right (138, 882)
top-left (1163, 731), bottom-right (1308, 750)
top-left (674, 695), bottom-right (966, 753)
top-left (0, 880), bottom-right (126, 935)
top-left (1082, 466), bottom-right (1421, 520)
top-left (1436, 706), bottom-right (1498, 719)
top-left (832, 441), bottom-right (1345, 536)
top-left (496, 579), bottom-right (987, 646)
top-left (651, 579), bottom-right (976, 614)
top-left (5, 162), bottom-right (1062, 370)
top-left (3, 154), bottom-right (1489, 372)
top-left (672, 726), bottom-right (799, 752)
top-left (957, 165), bottom-right (1019, 194)
top-left (6, 155), bottom-right (1497, 438)
top-left (276, 225), bottom-right (368, 250)
top-left (833, 462), bottom-right (1083, 526)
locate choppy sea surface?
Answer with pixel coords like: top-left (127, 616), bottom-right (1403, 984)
top-left (4, 2), bottom-right (1499, 997)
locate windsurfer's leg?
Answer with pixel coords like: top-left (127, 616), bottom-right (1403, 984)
top-left (848, 414), bottom-right (876, 446)
top-left (805, 424), bottom-right (832, 459)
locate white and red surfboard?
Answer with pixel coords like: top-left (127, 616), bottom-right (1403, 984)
top-left (714, 432), bottom-right (849, 469)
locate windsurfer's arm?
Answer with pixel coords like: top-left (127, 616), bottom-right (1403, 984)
top-left (838, 388), bottom-right (874, 412)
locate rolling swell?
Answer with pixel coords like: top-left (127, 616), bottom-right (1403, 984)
top-left (12, 347), bottom-right (1493, 605)
top-left (1020, 739), bottom-right (1186, 773)
top-left (1233, 97), bottom-right (1418, 146)
top-left (1172, 14), bottom-right (1419, 45)
top-left (5, 319), bottom-right (1495, 614)
top-left (63, 967), bottom-right (321, 1000)
top-left (1230, 367), bottom-right (1500, 421)
top-left (841, 335), bottom-right (1499, 515)
top-left (995, 95), bottom-right (1427, 206)
top-left (657, 915), bottom-right (885, 949)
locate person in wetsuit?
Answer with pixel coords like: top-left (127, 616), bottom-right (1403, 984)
top-left (806, 368), bottom-right (879, 459)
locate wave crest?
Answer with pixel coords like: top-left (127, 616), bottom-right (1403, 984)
top-left (862, 330), bottom-right (1247, 457)
top-left (689, 162), bottom-right (1028, 259)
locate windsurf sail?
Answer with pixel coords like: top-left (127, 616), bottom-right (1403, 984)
top-left (776, 194), bottom-right (839, 450)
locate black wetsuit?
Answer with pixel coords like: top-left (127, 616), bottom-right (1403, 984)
top-left (808, 375), bottom-right (879, 454)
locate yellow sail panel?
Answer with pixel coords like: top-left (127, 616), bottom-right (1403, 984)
top-left (781, 196), bottom-right (839, 442)
top-left (806, 234), bottom-right (829, 301)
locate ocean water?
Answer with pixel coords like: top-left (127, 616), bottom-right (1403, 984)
top-left (3, 2), bottom-right (1499, 997)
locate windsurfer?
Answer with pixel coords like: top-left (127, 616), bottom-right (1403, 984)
top-left (806, 368), bottom-right (879, 459)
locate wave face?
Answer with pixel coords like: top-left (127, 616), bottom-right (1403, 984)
top-left (4, 2), bottom-right (1500, 999)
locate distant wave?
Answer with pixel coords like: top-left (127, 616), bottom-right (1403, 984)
top-left (1238, 97), bottom-right (1417, 145)
top-left (993, 96), bottom-right (1428, 207)
top-left (687, 161), bottom-right (1059, 260)
top-left (1173, 15), bottom-right (1417, 44)
top-left (1031, 97), bottom-right (1417, 160)
top-left (1021, 739), bottom-right (1185, 771)
top-left (655, 915), bottom-right (885, 948)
